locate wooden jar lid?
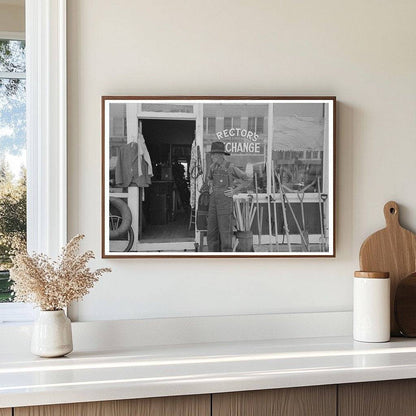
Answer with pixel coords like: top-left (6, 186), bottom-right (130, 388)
top-left (354, 271), bottom-right (390, 279)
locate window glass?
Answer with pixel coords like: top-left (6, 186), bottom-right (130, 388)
top-left (203, 104), bottom-right (268, 192)
top-left (0, 39), bottom-right (27, 303)
top-left (0, 40), bottom-right (25, 73)
top-left (256, 117), bottom-right (264, 134)
top-left (272, 102), bottom-right (326, 193)
top-left (223, 117), bottom-right (232, 130)
top-left (109, 103), bottom-right (126, 137)
top-left (247, 117), bottom-right (255, 132)
top-left (207, 117), bottom-right (216, 134)
top-left (233, 116), bottom-right (241, 128)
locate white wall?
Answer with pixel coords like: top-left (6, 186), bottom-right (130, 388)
top-left (67, 0), bottom-right (416, 321)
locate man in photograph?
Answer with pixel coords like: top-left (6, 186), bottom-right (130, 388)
top-left (207, 141), bottom-right (250, 252)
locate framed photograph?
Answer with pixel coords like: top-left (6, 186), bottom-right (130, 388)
top-left (102, 96), bottom-right (336, 258)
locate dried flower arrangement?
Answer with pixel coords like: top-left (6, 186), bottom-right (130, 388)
top-left (10, 234), bottom-right (111, 311)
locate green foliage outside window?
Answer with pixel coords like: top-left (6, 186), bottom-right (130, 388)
top-left (0, 161), bottom-right (26, 302)
top-left (0, 39), bottom-right (27, 303)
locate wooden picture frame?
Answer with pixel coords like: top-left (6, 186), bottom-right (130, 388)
top-left (102, 96), bottom-right (336, 258)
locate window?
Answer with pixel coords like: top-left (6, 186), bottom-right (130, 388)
top-left (256, 117), bottom-right (264, 134)
top-left (203, 116), bottom-right (217, 134)
top-left (233, 116), bottom-right (241, 128)
top-left (203, 104), bottom-right (268, 194)
top-left (110, 103), bottom-right (127, 137)
top-left (224, 117), bottom-right (241, 130)
top-left (207, 117), bottom-right (216, 134)
top-left (111, 117), bottom-right (126, 136)
top-left (0, 0), bottom-right (68, 323)
top-left (224, 117), bottom-right (232, 130)
top-left (0, 37), bottom-right (26, 304)
top-left (247, 117), bottom-right (255, 132)
top-left (247, 117), bottom-right (264, 133)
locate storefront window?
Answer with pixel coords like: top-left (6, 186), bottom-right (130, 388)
top-left (272, 102), bottom-right (326, 193)
top-left (203, 103), bottom-right (268, 193)
top-left (270, 102), bottom-right (329, 250)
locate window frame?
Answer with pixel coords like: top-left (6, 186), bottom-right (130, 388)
top-left (247, 116), bottom-right (264, 134)
top-left (0, 0), bottom-right (67, 323)
top-left (223, 116), bottom-right (241, 130)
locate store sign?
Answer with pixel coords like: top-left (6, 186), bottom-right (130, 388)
top-left (216, 129), bottom-right (262, 154)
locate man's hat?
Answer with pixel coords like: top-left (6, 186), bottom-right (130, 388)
top-left (210, 141), bottom-right (230, 156)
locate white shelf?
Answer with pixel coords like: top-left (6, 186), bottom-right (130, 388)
top-left (2, 334), bottom-right (416, 408)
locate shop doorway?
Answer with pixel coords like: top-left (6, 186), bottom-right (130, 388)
top-left (139, 119), bottom-right (195, 245)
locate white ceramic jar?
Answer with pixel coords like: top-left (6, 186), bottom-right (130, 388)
top-left (353, 271), bottom-right (390, 343)
top-left (31, 310), bottom-right (73, 357)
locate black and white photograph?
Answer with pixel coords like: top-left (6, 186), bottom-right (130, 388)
top-left (102, 97), bottom-right (335, 257)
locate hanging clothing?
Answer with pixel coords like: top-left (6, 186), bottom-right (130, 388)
top-left (189, 140), bottom-right (197, 209)
top-left (115, 141), bottom-right (152, 188)
top-left (189, 140), bottom-right (203, 209)
top-left (136, 160), bottom-right (152, 187)
top-left (137, 133), bottom-right (153, 177)
top-left (115, 142), bottom-right (139, 187)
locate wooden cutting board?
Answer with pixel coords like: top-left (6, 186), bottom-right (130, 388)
top-left (359, 201), bottom-right (416, 336)
top-left (395, 273), bottom-right (416, 337)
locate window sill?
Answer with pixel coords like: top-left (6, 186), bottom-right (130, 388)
top-left (0, 303), bottom-right (35, 324)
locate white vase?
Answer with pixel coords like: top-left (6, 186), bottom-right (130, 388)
top-left (31, 310), bottom-right (73, 357)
